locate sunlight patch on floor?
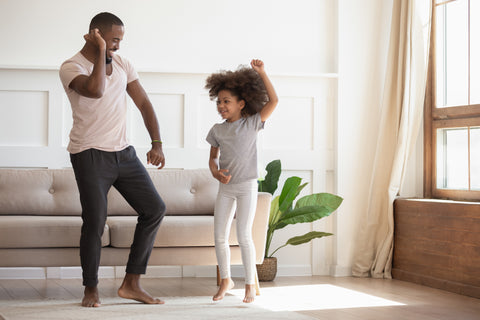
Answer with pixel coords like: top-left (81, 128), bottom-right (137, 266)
top-left (230, 284), bottom-right (405, 312)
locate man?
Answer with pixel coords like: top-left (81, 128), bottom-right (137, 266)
top-left (59, 12), bottom-right (166, 307)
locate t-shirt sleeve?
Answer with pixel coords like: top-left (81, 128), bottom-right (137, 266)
top-left (120, 56), bottom-right (139, 84)
top-left (206, 126), bottom-right (219, 147)
top-left (252, 113), bottom-right (265, 131)
top-left (59, 60), bottom-right (87, 91)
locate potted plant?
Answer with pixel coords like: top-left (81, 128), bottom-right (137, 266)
top-left (256, 160), bottom-right (343, 281)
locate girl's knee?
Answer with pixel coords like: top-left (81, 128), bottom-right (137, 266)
top-left (237, 237), bottom-right (254, 249)
top-left (236, 230), bottom-right (253, 246)
top-left (214, 236), bottom-right (229, 247)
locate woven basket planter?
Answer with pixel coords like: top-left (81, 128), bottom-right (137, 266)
top-left (256, 257), bottom-right (277, 281)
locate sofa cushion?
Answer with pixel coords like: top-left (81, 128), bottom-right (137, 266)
top-left (0, 168), bottom-right (218, 217)
top-left (0, 216), bottom-right (109, 248)
top-left (107, 169), bottom-right (218, 216)
top-left (107, 216), bottom-right (238, 248)
top-left (0, 169), bottom-right (82, 216)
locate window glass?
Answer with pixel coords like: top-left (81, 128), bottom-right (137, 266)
top-left (435, 0), bottom-right (468, 107)
top-left (470, 127), bottom-right (480, 190)
top-left (471, 0), bottom-right (480, 104)
top-left (436, 127), bottom-right (469, 189)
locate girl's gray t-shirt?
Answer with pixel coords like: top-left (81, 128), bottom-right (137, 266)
top-left (206, 113), bottom-right (264, 184)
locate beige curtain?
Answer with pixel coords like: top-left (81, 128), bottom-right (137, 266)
top-left (351, 0), bottom-right (432, 278)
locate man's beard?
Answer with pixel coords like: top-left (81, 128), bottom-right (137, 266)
top-left (106, 53), bottom-right (112, 64)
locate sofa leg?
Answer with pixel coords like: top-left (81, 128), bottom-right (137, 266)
top-left (216, 265), bottom-right (220, 286)
top-left (255, 270), bottom-right (260, 296)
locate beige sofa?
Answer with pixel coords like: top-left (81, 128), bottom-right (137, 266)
top-left (0, 168), bottom-right (271, 275)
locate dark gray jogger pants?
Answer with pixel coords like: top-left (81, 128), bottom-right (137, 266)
top-left (70, 146), bottom-right (166, 287)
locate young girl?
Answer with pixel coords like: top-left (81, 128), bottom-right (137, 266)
top-left (205, 59), bottom-right (278, 303)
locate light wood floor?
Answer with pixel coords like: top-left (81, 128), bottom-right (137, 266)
top-left (1, 276), bottom-right (479, 319)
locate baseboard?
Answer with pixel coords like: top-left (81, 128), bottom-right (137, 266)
top-left (0, 267), bottom-right (118, 280)
top-left (0, 264), bottom-right (321, 279)
top-left (329, 264), bottom-right (352, 277)
top-left (181, 266), bottom-right (216, 278)
top-left (0, 266), bottom-right (223, 280)
top-left (277, 264), bottom-right (313, 277)
top-left (0, 267), bottom-right (46, 279)
top-left (101, 266), bottom-right (185, 278)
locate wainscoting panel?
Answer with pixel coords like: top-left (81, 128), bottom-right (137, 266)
top-left (262, 96), bottom-right (314, 150)
top-left (129, 93), bottom-right (185, 148)
top-left (0, 90), bottom-right (48, 147)
top-left (196, 93), bottom-right (220, 149)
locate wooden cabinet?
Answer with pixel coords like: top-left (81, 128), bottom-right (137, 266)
top-left (392, 198), bottom-right (480, 299)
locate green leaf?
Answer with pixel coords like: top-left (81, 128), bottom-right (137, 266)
top-left (285, 231), bottom-right (333, 246)
top-left (274, 194), bottom-right (343, 229)
top-left (276, 205), bottom-right (335, 228)
top-left (258, 160), bottom-right (281, 195)
top-left (295, 183), bottom-right (308, 199)
top-left (295, 193), bottom-right (343, 212)
top-left (268, 231), bottom-right (334, 257)
top-left (278, 176), bottom-right (302, 213)
top-left (287, 182), bottom-right (308, 212)
top-left (268, 196), bottom-right (281, 226)
top-left (278, 182), bottom-right (309, 217)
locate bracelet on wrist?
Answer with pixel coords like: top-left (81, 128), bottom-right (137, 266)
top-left (151, 140), bottom-right (163, 144)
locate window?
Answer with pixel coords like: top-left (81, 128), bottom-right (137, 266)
top-left (425, 0), bottom-right (480, 201)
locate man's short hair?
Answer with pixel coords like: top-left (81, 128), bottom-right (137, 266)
top-left (89, 12), bottom-right (123, 32)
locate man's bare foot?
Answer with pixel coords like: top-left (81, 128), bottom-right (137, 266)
top-left (243, 284), bottom-right (255, 303)
top-left (213, 278), bottom-right (234, 301)
top-left (82, 286), bottom-right (101, 307)
top-left (118, 273), bottom-right (164, 304)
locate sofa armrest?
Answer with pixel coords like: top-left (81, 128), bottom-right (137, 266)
top-left (252, 192), bottom-right (272, 263)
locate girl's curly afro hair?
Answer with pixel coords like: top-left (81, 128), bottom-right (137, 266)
top-left (205, 66), bottom-right (268, 116)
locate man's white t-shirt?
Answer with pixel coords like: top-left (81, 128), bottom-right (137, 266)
top-left (59, 52), bottom-right (138, 154)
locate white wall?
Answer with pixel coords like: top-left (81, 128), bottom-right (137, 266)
top-left (0, 0), bottom-right (346, 279)
top-left (0, 0), bottom-right (337, 74)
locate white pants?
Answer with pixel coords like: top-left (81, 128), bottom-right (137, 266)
top-left (214, 179), bottom-right (258, 285)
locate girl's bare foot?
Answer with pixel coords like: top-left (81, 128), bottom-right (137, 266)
top-left (213, 278), bottom-right (234, 301)
top-left (118, 273), bottom-right (164, 304)
top-left (82, 286), bottom-right (101, 307)
top-left (243, 284), bottom-right (255, 303)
